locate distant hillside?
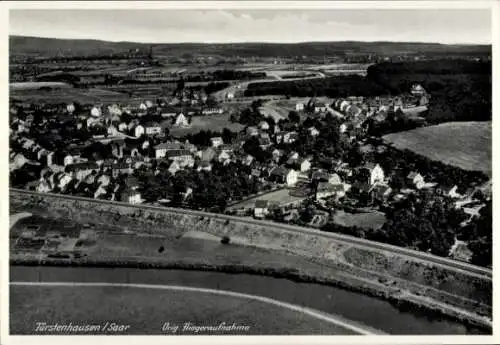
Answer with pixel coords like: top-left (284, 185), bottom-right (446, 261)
top-left (9, 35), bottom-right (492, 59)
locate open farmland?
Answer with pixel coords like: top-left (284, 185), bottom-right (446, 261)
top-left (10, 87), bottom-right (129, 103)
top-left (167, 114), bottom-right (244, 137)
top-left (383, 122), bottom-right (492, 177)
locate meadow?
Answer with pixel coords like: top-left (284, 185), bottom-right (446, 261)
top-left (383, 122), bottom-right (492, 177)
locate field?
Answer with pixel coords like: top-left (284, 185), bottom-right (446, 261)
top-left (332, 211), bottom-right (387, 230)
top-left (383, 122), bottom-right (492, 177)
top-left (10, 285), bottom-right (355, 335)
top-left (227, 188), bottom-right (306, 211)
top-left (167, 114), bottom-right (244, 137)
top-left (10, 82), bottom-right (72, 90)
top-left (10, 87), bottom-right (129, 103)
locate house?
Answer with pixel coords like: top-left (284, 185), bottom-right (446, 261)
top-left (316, 182), bottom-right (344, 200)
top-left (217, 150), bottom-right (232, 164)
top-left (144, 122), bottom-right (162, 136)
top-left (298, 158), bottom-right (311, 172)
top-left (371, 184), bottom-right (393, 201)
top-left (407, 171), bottom-right (425, 189)
top-left (271, 149), bottom-right (283, 162)
top-left (258, 136), bottom-right (272, 149)
top-left (314, 103), bottom-right (328, 113)
top-left (66, 162), bottom-right (99, 181)
top-left (107, 125), bottom-right (119, 137)
top-left (56, 173), bottom-right (73, 191)
top-left (155, 142), bottom-right (184, 159)
top-left (201, 108), bottom-right (223, 115)
top-left (134, 125), bottom-right (145, 138)
top-left (174, 113), bottom-right (189, 127)
top-left (210, 137), bottom-right (224, 148)
top-left (86, 116), bottom-right (101, 128)
top-left (242, 155), bottom-right (254, 166)
top-left (328, 173), bottom-right (342, 185)
top-left (90, 106), bottom-right (102, 117)
top-left (197, 161), bottom-right (212, 172)
top-left (254, 200), bottom-right (269, 219)
top-left (359, 163), bottom-right (385, 186)
top-left (97, 174), bottom-right (111, 187)
top-left (308, 127), bottom-right (320, 137)
top-left (226, 92), bottom-right (234, 100)
top-left (295, 103), bottom-right (304, 111)
top-left (120, 188), bottom-right (142, 204)
top-left (118, 122), bottom-right (128, 132)
top-left (276, 131), bottom-right (298, 144)
top-left (168, 161), bottom-right (181, 175)
top-left (111, 162), bottom-right (132, 178)
top-left (411, 84), bottom-right (427, 96)
top-left (201, 147), bottom-right (217, 162)
top-left (270, 167), bottom-right (298, 186)
top-left (94, 184), bottom-right (108, 199)
top-left (246, 126), bottom-right (259, 136)
top-left (165, 150), bottom-right (194, 167)
top-left (35, 179), bottom-right (52, 193)
top-left (125, 175), bottom-right (140, 190)
top-left (259, 121), bottom-right (270, 131)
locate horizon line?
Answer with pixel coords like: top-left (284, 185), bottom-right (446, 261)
top-left (9, 34), bottom-right (492, 46)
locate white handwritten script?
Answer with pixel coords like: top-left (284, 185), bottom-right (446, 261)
top-left (161, 322), bottom-right (251, 334)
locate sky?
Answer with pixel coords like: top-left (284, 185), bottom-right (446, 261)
top-left (9, 9), bottom-right (492, 44)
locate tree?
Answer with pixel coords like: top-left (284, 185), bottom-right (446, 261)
top-left (288, 111), bottom-right (300, 123)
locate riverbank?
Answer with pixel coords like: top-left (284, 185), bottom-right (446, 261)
top-left (10, 257), bottom-right (492, 333)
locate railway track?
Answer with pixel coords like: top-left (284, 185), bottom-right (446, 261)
top-left (10, 188), bottom-right (492, 280)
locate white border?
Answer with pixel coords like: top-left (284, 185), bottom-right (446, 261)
top-left (1, 1), bottom-right (498, 345)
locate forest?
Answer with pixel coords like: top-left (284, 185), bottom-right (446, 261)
top-left (245, 60), bottom-right (491, 123)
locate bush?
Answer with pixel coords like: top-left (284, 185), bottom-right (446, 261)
top-left (221, 236), bottom-right (230, 245)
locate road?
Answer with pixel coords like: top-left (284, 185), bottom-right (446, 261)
top-left (10, 189), bottom-right (492, 280)
top-left (213, 70), bottom-right (326, 102)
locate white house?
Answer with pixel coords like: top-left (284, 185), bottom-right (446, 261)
top-left (174, 113), bottom-right (189, 127)
top-left (407, 171), bottom-right (425, 189)
top-left (168, 161), bottom-right (181, 175)
top-left (210, 137), bottom-right (224, 148)
top-left (361, 163), bottom-right (385, 186)
top-left (121, 189), bottom-right (142, 204)
top-left (316, 182), bottom-right (345, 201)
top-left (134, 125), bottom-right (145, 138)
top-left (90, 106), bottom-right (102, 117)
top-left (308, 127), bottom-right (320, 137)
top-left (254, 200), bottom-right (269, 219)
top-left (107, 125), bottom-right (119, 137)
top-left (66, 103), bottom-right (75, 114)
top-left (118, 122), bottom-right (128, 132)
top-left (259, 121), bottom-right (270, 131)
top-left (296, 103), bottom-right (305, 111)
top-left (144, 122), bottom-right (162, 136)
top-left (226, 92), bottom-right (234, 100)
top-left (314, 103), bottom-right (329, 113)
top-left (64, 154), bottom-right (74, 166)
top-left (270, 167), bottom-right (298, 186)
top-left (298, 159), bottom-right (311, 172)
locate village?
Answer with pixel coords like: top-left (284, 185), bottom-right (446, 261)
top-left (9, 81), bottom-right (490, 262)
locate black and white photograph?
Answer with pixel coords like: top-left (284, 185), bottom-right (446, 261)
top-left (3, 0), bottom-right (496, 342)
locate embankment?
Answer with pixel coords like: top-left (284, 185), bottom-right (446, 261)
top-left (9, 189), bottom-right (492, 330)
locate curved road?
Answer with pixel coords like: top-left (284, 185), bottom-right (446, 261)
top-left (11, 281), bottom-right (379, 335)
top-left (213, 71), bottom-right (326, 101)
top-left (10, 189), bottom-right (492, 280)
